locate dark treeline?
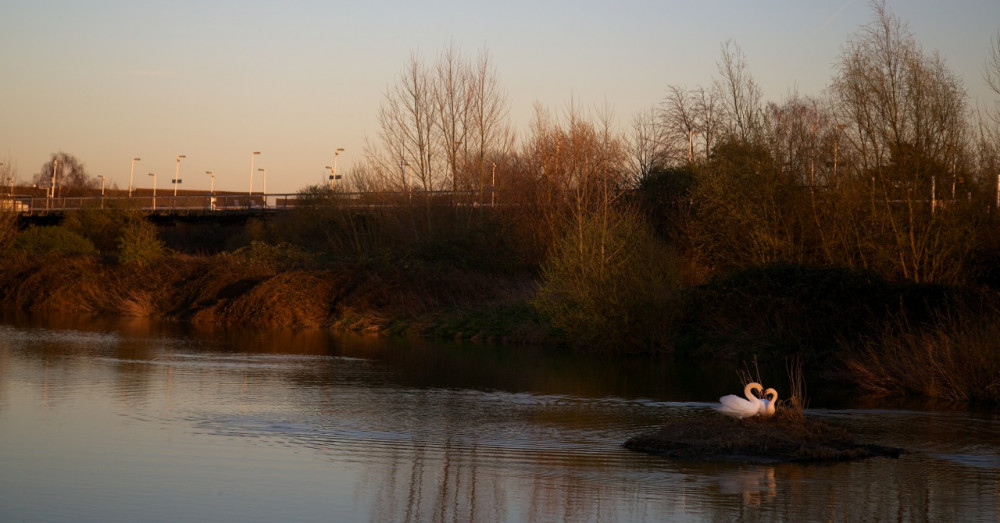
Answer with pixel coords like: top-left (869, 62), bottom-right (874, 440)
top-left (2, 2), bottom-right (999, 403)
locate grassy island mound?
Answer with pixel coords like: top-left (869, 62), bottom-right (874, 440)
top-left (623, 410), bottom-right (904, 464)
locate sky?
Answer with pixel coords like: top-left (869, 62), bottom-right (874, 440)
top-left (1, 0), bottom-right (998, 195)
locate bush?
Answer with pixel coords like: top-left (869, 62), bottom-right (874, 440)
top-left (0, 210), bottom-right (18, 251)
top-left (62, 204), bottom-right (144, 253)
top-left (117, 220), bottom-right (165, 266)
top-left (230, 241), bottom-right (313, 273)
top-left (534, 209), bottom-right (681, 353)
top-left (11, 225), bottom-right (98, 255)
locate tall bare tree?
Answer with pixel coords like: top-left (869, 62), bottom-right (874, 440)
top-left (373, 44), bottom-right (512, 202)
top-left (465, 49), bottom-right (514, 204)
top-left (830, 0), bottom-right (972, 282)
top-left (693, 86), bottom-right (722, 160)
top-left (434, 42), bottom-right (471, 197)
top-left (714, 40), bottom-right (765, 144)
top-left (660, 85), bottom-right (697, 163)
top-left (628, 105), bottom-right (667, 184)
top-left (375, 51), bottom-right (441, 194)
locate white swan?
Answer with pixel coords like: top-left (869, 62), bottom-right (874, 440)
top-left (758, 388), bottom-right (778, 417)
top-left (717, 382), bottom-right (764, 419)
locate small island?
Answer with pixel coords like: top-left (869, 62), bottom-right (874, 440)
top-left (623, 410), bottom-right (904, 464)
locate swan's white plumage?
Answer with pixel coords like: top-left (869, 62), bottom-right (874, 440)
top-left (758, 388), bottom-right (778, 417)
top-left (716, 382), bottom-right (764, 419)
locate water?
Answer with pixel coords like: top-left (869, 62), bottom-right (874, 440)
top-left (1, 314), bottom-right (997, 522)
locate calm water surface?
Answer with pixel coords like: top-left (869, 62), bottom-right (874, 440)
top-left (0, 314), bottom-right (997, 522)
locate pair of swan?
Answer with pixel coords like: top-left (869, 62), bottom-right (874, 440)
top-left (717, 382), bottom-right (778, 419)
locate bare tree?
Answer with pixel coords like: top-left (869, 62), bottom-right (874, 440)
top-left (975, 32), bottom-right (1000, 185)
top-left (984, 31), bottom-right (1000, 100)
top-left (34, 152), bottom-right (96, 197)
top-left (372, 44), bottom-right (512, 204)
top-left (692, 86), bottom-right (722, 160)
top-left (830, 0), bottom-right (972, 282)
top-left (660, 85), bottom-right (697, 163)
top-left (434, 42), bottom-right (471, 197)
top-left (714, 40), bottom-right (765, 144)
top-left (376, 52), bottom-right (442, 195)
top-left (627, 105), bottom-right (666, 184)
top-left (465, 49), bottom-right (514, 205)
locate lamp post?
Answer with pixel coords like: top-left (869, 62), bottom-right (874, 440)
top-left (49, 159), bottom-right (58, 199)
top-left (205, 171), bottom-right (215, 211)
top-left (249, 151), bottom-right (260, 208)
top-left (688, 130), bottom-right (701, 163)
top-left (328, 147), bottom-right (344, 190)
top-left (98, 175), bottom-right (106, 208)
top-left (206, 170), bottom-right (215, 210)
top-left (258, 168), bottom-right (266, 207)
top-left (128, 157), bottom-right (141, 197)
top-left (173, 154), bottom-right (186, 196)
top-left (148, 172), bottom-right (157, 210)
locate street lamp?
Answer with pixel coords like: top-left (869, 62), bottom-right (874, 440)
top-left (249, 151), bottom-right (260, 208)
top-left (688, 130), bottom-right (701, 163)
top-left (49, 159), bottom-right (58, 200)
top-left (98, 175), bottom-right (106, 208)
top-left (148, 172), bottom-right (157, 210)
top-left (328, 147), bottom-right (344, 190)
top-left (128, 157), bottom-right (141, 197)
top-left (206, 170), bottom-right (215, 210)
top-left (173, 154), bottom-right (186, 196)
top-left (258, 168), bottom-right (267, 207)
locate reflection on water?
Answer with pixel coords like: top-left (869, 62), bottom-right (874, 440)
top-left (0, 312), bottom-right (998, 522)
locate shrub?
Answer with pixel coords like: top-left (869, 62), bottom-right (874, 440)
top-left (62, 204), bottom-right (144, 253)
top-left (117, 220), bottom-right (165, 266)
top-left (534, 209), bottom-right (681, 352)
top-left (11, 225), bottom-right (98, 255)
top-left (0, 210), bottom-right (18, 251)
top-left (231, 240), bottom-right (313, 273)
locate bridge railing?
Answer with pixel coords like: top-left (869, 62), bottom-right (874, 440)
top-left (2, 193), bottom-right (304, 213)
top-left (3, 189), bottom-right (491, 214)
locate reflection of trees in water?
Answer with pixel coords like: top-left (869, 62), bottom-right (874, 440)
top-left (700, 459), bottom-right (997, 521)
top-left (715, 466), bottom-right (776, 508)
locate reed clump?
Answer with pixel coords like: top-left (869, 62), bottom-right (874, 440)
top-left (843, 301), bottom-right (1000, 403)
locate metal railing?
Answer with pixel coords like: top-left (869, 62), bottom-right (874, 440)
top-left (2, 193), bottom-right (302, 213)
top-left (2, 189), bottom-right (494, 214)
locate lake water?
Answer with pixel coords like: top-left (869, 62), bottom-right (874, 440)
top-left (1, 313), bottom-right (997, 522)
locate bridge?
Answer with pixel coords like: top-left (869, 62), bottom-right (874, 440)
top-left (2, 192), bottom-right (297, 214)
top-left (2, 188), bottom-right (490, 227)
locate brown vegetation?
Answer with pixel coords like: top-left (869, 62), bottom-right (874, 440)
top-left (843, 304), bottom-right (1000, 403)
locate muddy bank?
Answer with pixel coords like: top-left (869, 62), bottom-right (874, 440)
top-left (0, 252), bottom-right (539, 340)
top-left (623, 411), bottom-right (904, 463)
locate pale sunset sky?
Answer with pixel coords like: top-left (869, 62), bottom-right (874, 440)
top-left (1, 0), bottom-right (998, 194)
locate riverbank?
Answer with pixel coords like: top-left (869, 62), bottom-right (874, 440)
top-left (2, 245), bottom-right (999, 404)
top-left (0, 249), bottom-right (545, 342)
